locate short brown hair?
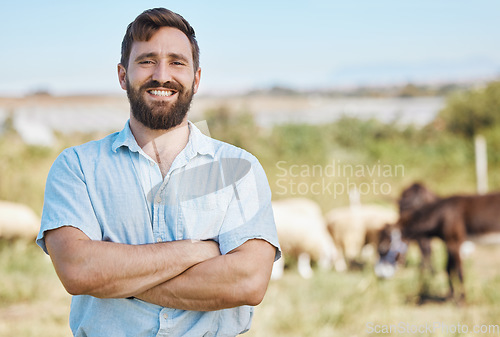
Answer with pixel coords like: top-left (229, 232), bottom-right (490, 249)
top-left (120, 8), bottom-right (200, 72)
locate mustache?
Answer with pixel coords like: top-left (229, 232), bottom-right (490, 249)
top-left (140, 80), bottom-right (183, 92)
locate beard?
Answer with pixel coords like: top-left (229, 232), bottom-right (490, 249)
top-left (126, 77), bottom-right (195, 130)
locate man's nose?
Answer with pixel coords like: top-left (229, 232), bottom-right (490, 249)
top-left (152, 61), bottom-right (173, 84)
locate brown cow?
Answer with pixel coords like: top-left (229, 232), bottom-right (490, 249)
top-left (379, 183), bottom-right (500, 302)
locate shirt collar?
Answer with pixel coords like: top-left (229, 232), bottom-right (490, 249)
top-left (111, 120), bottom-right (141, 153)
top-left (183, 121), bottom-right (215, 159)
top-left (111, 120), bottom-right (215, 159)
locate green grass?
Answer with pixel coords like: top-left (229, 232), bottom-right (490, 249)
top-left (2, 234), bottom-right (500, 336)
top-left (248, 242), bottom-right (500, 337)
top-left (2, 98), bottom-right (500, 336)
top-left (0, 241), bottom-right (72, 337)
top-left (0, 241), bottom-right (54, 307)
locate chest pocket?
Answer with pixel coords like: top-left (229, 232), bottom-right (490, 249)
top-left (179, 189), bottom-right (232, 241)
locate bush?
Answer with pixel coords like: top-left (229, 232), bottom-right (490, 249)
top-left (437, 81), bottom-right (500, 138)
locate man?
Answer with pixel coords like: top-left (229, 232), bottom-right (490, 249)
top-left (37, 8), bottom-right (280, 337)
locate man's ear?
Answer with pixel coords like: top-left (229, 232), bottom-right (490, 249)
top-left (117, 64), bottom-right (127, 90)
top-left (193, 67), bottom-right (201, 94)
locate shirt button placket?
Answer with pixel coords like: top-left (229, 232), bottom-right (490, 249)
top-left (154, 194), bottom-right (162, 243)
top-left (154, 179), bottom-right (168, 244)
top-left (158, 309), bottom-right (172, 335)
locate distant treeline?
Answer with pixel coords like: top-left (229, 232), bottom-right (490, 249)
top-left (245, 80), bottom-right (496, 98)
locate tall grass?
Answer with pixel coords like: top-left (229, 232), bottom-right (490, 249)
top-left (2, 241), bottom-right (500, 337)
top-left (206, 110), bottom-right (500, 213)
top-left (0, 242), bottom-right (72, 337)
top-left (2, 102), bottom-right (500, 336)
top-left (248, 242), bottom-right (500, 337)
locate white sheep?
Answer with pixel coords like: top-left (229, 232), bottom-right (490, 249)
top-left (325, 204), bottom-right (398, 267)
top-left (271, 198), bottom-right (344, 279)
top-left (0, 200), bottom-right (40, 242)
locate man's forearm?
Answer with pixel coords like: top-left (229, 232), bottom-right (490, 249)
top-left (135, 239), bottom-right (276, 311)
top-left (45, 226), bottom-right (220, 298)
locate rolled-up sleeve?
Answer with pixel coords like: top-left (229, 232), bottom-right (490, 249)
top-left (37, 148), bottom-right (102, 254)
top-left (217, 155), bottom-right (281, 261)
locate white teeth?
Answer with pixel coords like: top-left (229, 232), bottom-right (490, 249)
top-left (150, 90), bottom-right (174, 97)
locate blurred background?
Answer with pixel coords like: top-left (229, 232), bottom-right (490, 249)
top-left (1, 1), bottom-right (500, 336)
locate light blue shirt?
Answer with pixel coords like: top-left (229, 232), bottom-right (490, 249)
top-left (37, 121), bottom-right (281, 337)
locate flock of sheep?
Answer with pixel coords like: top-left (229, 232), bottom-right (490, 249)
top-left (0, 197), bottom-right (396, 280)
top-left (0, 201), bottom-right (40, 242)
top-left (272, 197), bottom-right (398, 279)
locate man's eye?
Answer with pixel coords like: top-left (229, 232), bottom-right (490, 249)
top-left (172, 61), bottom-right (185, 66)
top-left (139, 60), bottom-right (154, 65)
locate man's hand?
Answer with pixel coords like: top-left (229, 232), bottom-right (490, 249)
top-left (45, 226), bottom-right (221, 298)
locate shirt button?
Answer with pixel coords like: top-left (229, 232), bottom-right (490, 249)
top-left (150, 161), bottom-right (155, 167)
top-left (163, 313), bottom-right (168, 319)
top-left (157, 238), bottom-right (162, 243)
top-left (155, 196), bottom-right (162, 204)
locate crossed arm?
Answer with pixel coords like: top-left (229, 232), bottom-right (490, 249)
top-left (44, 226), bottom-right (276, 310)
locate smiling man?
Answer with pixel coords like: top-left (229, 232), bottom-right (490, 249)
top-left (37, 8), bottom-right (280, 337)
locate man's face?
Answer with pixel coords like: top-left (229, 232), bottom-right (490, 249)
top-left (118, 27), bottom-right (201, 130)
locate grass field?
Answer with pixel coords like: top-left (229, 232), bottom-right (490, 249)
top-left (2, 240), bottom-right (500, 337)
top-left (0, 241), bottom-right (72, 337)
top-left (249, 241), bottom-right (500, 337)
top-left (2, 89), bottom-right (500, 336)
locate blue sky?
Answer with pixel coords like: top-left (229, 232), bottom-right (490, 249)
top-left (1, 0), bottom-right (499, 96)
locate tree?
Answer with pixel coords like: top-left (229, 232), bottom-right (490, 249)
top-left (436, 81), bottom-right (500, 138)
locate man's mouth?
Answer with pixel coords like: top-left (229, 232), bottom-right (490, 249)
top-left (147, 89), bottom-right (177, 97)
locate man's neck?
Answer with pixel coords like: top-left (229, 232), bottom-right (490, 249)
top-left (129, 116), bottom-right (190, 177)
